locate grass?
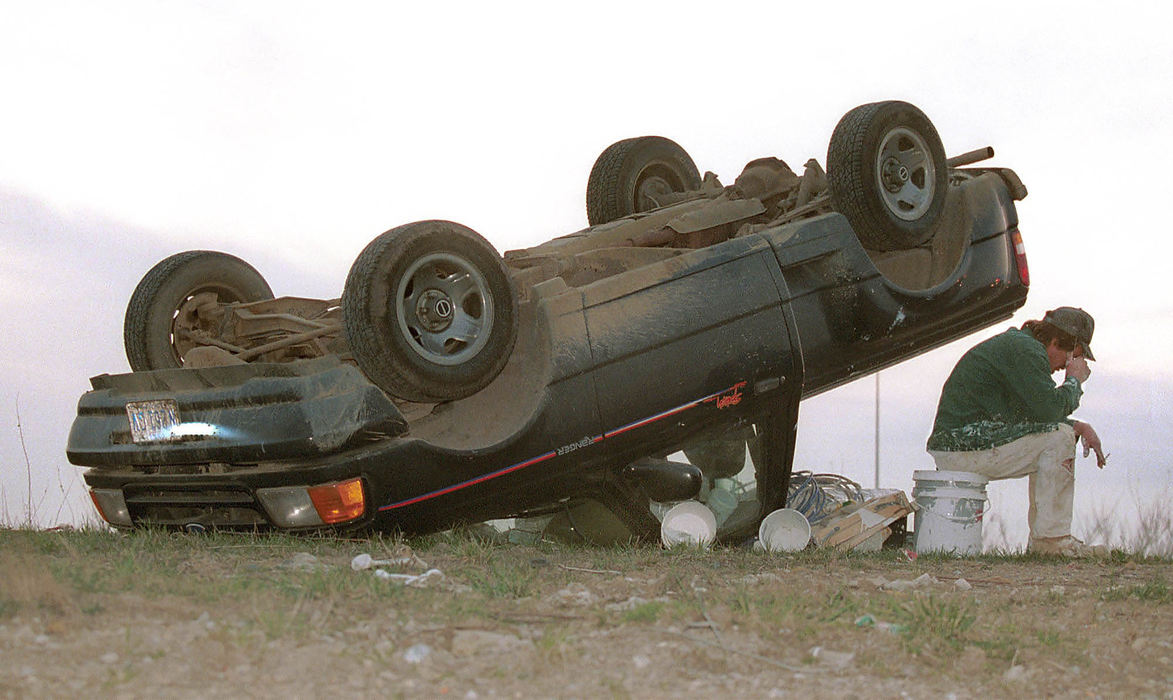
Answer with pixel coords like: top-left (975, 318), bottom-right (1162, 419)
top-left (892, 595), bottom-right (975, 653)
top-left (1100, 574), bottom-right (1171, 604)
top-left (621, 601), bottom-right (666, 623)
top-left (2, 525), bottom-right (1172, 697)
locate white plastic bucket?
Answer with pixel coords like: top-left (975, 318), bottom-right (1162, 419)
top-left (757, 508), bottom-right (811, 552)
top-left (660, 501), bottom-right (717, 548)
top-left (912, 470), bottom-right (988, 556)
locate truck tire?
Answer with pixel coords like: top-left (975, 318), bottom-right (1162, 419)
top-left (827, 101), bottom-right (947, 250)
top-left (124, 251), bottom-right (275, 371)
top-left (586, 136), bottom-right (701, 226)
top-left (342, 220), bottom-right (518, 402)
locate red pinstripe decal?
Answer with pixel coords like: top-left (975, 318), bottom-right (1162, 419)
top-left (377, 381), bottom-right (746, 512)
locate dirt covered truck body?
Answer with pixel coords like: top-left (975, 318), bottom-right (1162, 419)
top-left (67, 101), bottom-right (1030, 542)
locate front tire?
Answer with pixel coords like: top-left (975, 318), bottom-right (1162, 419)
top-left (342, 220), bottom-right (518, 402)
top-left (827, 101), bottom-right (947, 250)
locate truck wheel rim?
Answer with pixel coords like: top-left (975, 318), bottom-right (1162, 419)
top-left (875, 126), bottom-right (936, 221)
top-left (169, 288), bottom-right (244, 364)
top-left (395, 253), bottom-right (494, 366)
top-left (635, 172), bottom-right (675, 212)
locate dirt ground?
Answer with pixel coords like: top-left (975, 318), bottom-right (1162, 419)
top-left (2, 529), bottom-right (1172, 699)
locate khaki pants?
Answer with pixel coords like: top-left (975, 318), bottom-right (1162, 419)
top-left (928, 424), bottom-right (1076, 540)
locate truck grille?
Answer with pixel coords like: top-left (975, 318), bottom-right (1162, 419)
top-left (123, 486), bottom-right (268, 529)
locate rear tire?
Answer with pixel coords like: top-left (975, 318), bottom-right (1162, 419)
top-left (827, 101), bottom-right (947, 250)
top-left (586, 136), bottom-right (701, 226)
top-left (342, 220), bottom-right (518, 402)
top-left (124, 251), bottom-right (274, 371)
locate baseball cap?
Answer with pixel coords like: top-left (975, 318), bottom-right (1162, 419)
top-left (1043, 307), bottom-right (1095, 361)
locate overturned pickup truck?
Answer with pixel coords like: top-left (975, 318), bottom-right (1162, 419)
top-left (67, 100), bottom-right (1029, 543)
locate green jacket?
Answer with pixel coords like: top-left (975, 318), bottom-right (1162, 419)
top-left (926, 327), bottom-right (1082, 452)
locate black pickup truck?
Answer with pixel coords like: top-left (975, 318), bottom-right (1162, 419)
top-left (67, 101), bottom-right (1029, 543)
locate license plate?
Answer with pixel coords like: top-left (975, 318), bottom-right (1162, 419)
top-left (126, 400), bottom-right (180, 443)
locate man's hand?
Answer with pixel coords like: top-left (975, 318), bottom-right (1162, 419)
top-left (1066, 356), bottom-right (1091, 383)
top-left (1073, 420), bottom-right (1107, 468)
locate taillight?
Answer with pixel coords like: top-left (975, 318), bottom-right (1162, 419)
top-left (1010, 228), bottom-right (1029, 286)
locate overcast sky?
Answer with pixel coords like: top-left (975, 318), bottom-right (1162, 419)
top-left (2, 1), bottom-right (1171, 546)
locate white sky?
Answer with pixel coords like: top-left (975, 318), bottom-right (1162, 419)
top-left (2, 1), bottom-right (1171, 544)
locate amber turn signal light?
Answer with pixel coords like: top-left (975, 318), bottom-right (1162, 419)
top-left (307, 478), bottom-right (366, 524)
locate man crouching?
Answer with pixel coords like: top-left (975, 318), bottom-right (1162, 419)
top-left (926, 307), bottom-right (1108, 557)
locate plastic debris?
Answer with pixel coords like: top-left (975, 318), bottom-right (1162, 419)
top-left (351, 552), bottom-right (414, 571)
top-left (881, 573), bottom-right (940, 591)
top-left (808, 646), bottom-right (855, 668)
top-left (853, 614), bottom-right (908, 634)
top-left (403, 643), bottom-right (432, 664)
top-left (374, 568), bottom-right (445, 587)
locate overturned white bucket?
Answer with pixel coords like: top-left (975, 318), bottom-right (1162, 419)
top-left (912, 470), bottom-right (988, 556)
top-left (660, 501), bottom-right (717, 548)
top-left (757, 508), bottom-right (811, 552)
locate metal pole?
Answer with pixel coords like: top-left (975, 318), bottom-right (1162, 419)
top-left (874, 372), bottom-right (880, 489)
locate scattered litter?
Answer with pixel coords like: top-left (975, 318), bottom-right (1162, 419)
top-left (808, 646), bottom-right (855, 669)
top-left (854, 614), bottom-right (909, 634)
top-left (350, 545), bottom-right (439, 586)
top-left (604, 596), bottom-right (668, 612)
top-left (403, 643), bottom-right (432, 664)
top-left (351, 552), bottom-right (414, 571)
top-left (374, 568), bottom-right (445, 587)
top-left (558, 564), bottom-right (621, 575)
top-left (901, 548), bottom-right (918, 562)
top-left (881, 573), bottom-right (940, 591)
top-left (352, 544), bottom-right (428, 569)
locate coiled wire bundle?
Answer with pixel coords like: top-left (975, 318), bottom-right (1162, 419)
top-left (786, 471), bottom-right (864, 524)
